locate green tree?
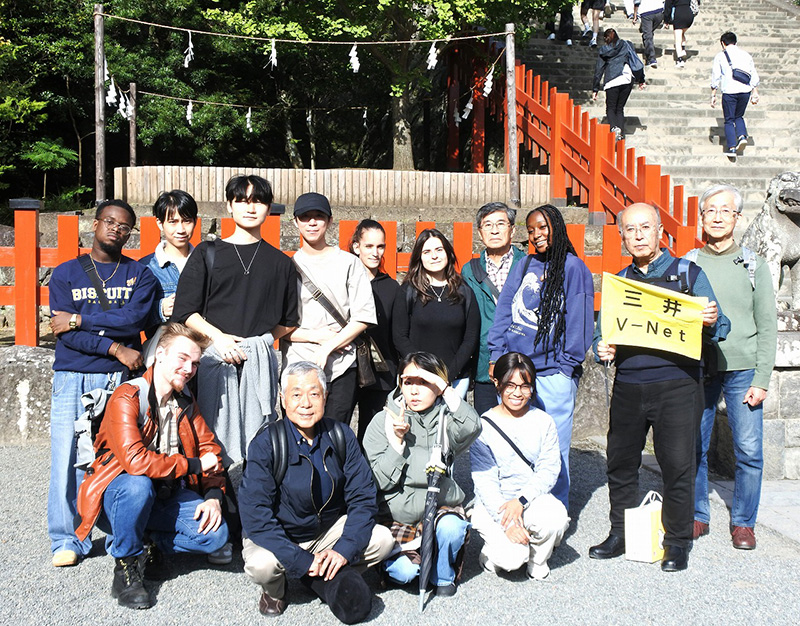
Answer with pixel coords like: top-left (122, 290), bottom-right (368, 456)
top-left (20, 139), bottom-right (79, 198)
top-left (204, 0), bottom-right (557, 170)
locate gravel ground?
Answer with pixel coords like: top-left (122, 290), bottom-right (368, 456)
top-left (2, 443), bottom-right (799, 625)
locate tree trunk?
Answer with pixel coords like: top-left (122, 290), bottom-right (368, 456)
top-left (392, 90), bottom-right (415, 171)
top-left (306, 108), bottom-right (316, 170)
top-left (284, 111), bottom-right (304, 169)
top-left (42, 172), bottom-right (47, 199)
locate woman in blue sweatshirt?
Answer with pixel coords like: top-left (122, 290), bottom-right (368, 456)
top-left (487, 204), bottom-right (594, 512)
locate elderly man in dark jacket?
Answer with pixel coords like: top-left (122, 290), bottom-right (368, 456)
top-left (240, 361), bottom-right (394, 621)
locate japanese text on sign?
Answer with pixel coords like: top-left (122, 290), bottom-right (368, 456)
top-left (601, 272), bottom-right (707, 360)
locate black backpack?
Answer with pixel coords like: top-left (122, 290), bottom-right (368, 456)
top-left (263, 419), bottom-right (348, 486)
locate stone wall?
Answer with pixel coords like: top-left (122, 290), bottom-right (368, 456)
top-left (0, 346), bottom-right (54, 444)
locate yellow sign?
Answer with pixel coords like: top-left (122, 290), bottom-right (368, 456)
top-left (601, 272), bottom-right (707, 360)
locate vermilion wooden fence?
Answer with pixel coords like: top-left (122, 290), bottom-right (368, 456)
top-left (2, 212), bottom-right (627, 346)
top-left (506, 61), bottom-right (702, 256)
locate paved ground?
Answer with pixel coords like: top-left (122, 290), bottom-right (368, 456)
top-left (2, 443), bottom-right (798, 625)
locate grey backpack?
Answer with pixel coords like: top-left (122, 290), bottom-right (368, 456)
top-left (74, 378), bottom-right (149, 471)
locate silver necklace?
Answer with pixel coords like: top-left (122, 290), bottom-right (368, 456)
top-left (233, 239), bottom-right (262, 275)
top-left (430, 284), bottom-right (446, 302)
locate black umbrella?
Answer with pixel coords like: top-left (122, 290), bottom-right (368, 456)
top-left (418, 405), bottom-right (448, 612)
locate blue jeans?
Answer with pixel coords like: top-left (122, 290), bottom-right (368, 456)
top-left (384, 514), bottom-right (470, 587)
top-left (695, 369), bottom-right (763, 528)
top-left (48, 370), bottom-right (123, 556)
top-left (99, 474), bottom-right (229, 559)
top-left (721, 92), bottom-right (749, 150)
top-left (535, 373), bottom-right (578, 511)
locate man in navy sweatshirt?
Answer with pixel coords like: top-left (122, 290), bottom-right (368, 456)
top-left (47, 199), bottom-right (157, 568)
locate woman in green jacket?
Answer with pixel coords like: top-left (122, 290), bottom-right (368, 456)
top-left (363, 351), bottom-right (481, 596)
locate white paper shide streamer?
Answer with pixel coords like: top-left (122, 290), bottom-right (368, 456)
top-left (461, 96), bottom-right (473, 120)
top-left (483, 70), bottom-right (493, 98)
top-left (246, 107), bottom-right (253, 132)
top-left (118, 92), bottom-right (129, 120)
top-left (186, 100), bottom-right (193, 126)
top-left (453, 106), bottom-right (461, 127)
top-left (349, 44), bottom-right (360, 73)
top-left (103, 58), bottom-right (109, 82)
top-left (270, 39), bottom-right (278, 67)
top-left (105, 77), bottom-right (118, 106)
top-left (426, 43), bottom-right (438, 70)
top-left (184, 31), bottom-right (195, 68)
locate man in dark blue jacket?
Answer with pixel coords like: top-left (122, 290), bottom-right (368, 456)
top-left (47, 199), bottom-right (157, 568)
top-left (239, 361), bottom-right (393, 619)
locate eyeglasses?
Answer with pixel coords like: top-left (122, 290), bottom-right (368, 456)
top-left (99, 217), bottom-right (133, 235)
top-left (479, 221), bottom-right (511, 232)
top-left (501, 382), bottom-right (534, 396)
top-left (702, 208), bottom-right (738, 220)
top-left (622, 223), bottom-right (656, 237)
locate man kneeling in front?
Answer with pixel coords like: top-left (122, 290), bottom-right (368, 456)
top-left (239, 361), bottom-right (394, 623)
top-left (75, 322), bottom-right (228, 609)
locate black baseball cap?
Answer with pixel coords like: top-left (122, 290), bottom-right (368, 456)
top-left (293, 192), bottom-right (332, 218)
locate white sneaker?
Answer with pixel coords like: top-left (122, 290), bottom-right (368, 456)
top-left (566, 39), bottom-right (573, 46)
top-left (676, 59), bottom-right (685, 68)
top-left (590, 36), bottom-right (598, 48)
top-left (582, 25), bottom-right (592, 37)
top-left (547, 33), bottom-right (556, 41)
top-left (208, 542), bottom-right (233, 565)
top-left (527, 561), bottom-right (550, 580)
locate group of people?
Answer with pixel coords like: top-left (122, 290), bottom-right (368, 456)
top-left (590, 1), bottom-right (760, 159)
top-left (45, 175), bottom-right (775, 620)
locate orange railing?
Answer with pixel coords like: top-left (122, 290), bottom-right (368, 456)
top-left (4, 212), bottom-right (629, 346)
top-left (507, 60), bottom-right (701, 257)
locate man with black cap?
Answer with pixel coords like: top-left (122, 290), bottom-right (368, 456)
top-left (239, 361), bottom-right (394, 622)
top-left (281, 192), bottom-right (376, 423)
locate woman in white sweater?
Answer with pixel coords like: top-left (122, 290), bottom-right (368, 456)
top-left (470, 352), bottom-right (569, 580)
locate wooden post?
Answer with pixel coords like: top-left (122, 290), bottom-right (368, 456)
top-left (129, 82), bottom-right (137, 167)
top-left (471, 59), bottom-right (486, 173)
top-left (15, 209), bottom-right (40, 347)
top-left (505, 24), bottom-right (520, 208)
top-left (94, 4), bottom-right (106, 203)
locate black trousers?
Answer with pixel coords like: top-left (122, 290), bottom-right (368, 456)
top-left (606, 377), bottom-right (702, 548)
top-left (546, 3), bottom-right (575, 41)
top-left (354, 387), bottom-right (391, 444)
top-left (605, 82), bottom-right (633, 132)
top-left (325, 367), bottom-right (358, 423)
top-left (472, 381), bottom-right (499, 417)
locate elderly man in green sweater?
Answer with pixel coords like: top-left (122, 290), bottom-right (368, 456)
top-left (685, 184), bottom-right (777, 551)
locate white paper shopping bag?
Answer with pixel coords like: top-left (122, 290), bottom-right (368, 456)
top-left (624, 491), bottom-right (665, 563)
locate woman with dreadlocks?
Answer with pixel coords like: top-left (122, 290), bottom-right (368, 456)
top-left (487, 205), bottom-right (594, 511)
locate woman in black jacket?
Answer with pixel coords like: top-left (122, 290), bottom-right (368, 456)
top-left (664, 0), bottom-right (696, 67)
top-left (349, 220), bottom-right (400, 443)
top-left (592, 28), bottom-right (646, 142)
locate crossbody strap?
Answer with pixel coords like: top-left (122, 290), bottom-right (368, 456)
top-left (78, 254), bottom-right (112, 311)
top-left (293, 259), bottom-right (348, 329)
top-left (481, 415), bottom-right (535, 471)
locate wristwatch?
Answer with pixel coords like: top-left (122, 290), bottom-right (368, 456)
top-left (69, 313), bottom-right (78, 330)
top-left (517, 496), bottom-right (530, 510)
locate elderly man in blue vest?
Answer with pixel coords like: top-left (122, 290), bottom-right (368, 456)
top-left (589, 203), bottom-right (729, 572)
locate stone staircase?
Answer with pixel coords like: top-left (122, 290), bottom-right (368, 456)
top-left (520, 0), bottom-right (800, 227)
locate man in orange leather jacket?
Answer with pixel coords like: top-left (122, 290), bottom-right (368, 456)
top-left (75, 322), bottom-right (228, 609)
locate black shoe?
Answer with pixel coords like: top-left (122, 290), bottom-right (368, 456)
top-left (589, 534), bottom-right (625, 559)
top-left (138, 542), bottom-right (169, 581)
top-left (112, 556), bottom-right (151, 609)
top-left (661, 546), bottom-right (688, 572)
top-left (259, 591), bottom-right (287, 616)
top-left (435, 583), bottom-right (457, 597)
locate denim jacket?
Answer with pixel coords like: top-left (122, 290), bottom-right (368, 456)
top-left (140, 242), bottom-right (193, 324)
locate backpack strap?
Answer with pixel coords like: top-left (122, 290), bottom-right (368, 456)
top-left (741, 246), bottom-right (757, 290)
top-left (78, 254), bottom-right (112, 311)
top-left (327, 421), bottom-right (348, 468)
top-left (676, 257), bottom-right (692, 294)
top-left (469, 257), bottom-right (501, 302)
top-left (267, 421), bottom-right (289, 487)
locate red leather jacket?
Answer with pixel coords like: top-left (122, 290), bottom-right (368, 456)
top-left (75, 368), bottom-right (226, 541)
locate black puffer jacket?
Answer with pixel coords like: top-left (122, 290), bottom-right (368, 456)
top-left (593, 39), bottom-right (645, 92)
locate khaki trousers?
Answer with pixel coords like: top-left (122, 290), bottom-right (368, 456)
top-left (242, 515), bottom-right (395, 599)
